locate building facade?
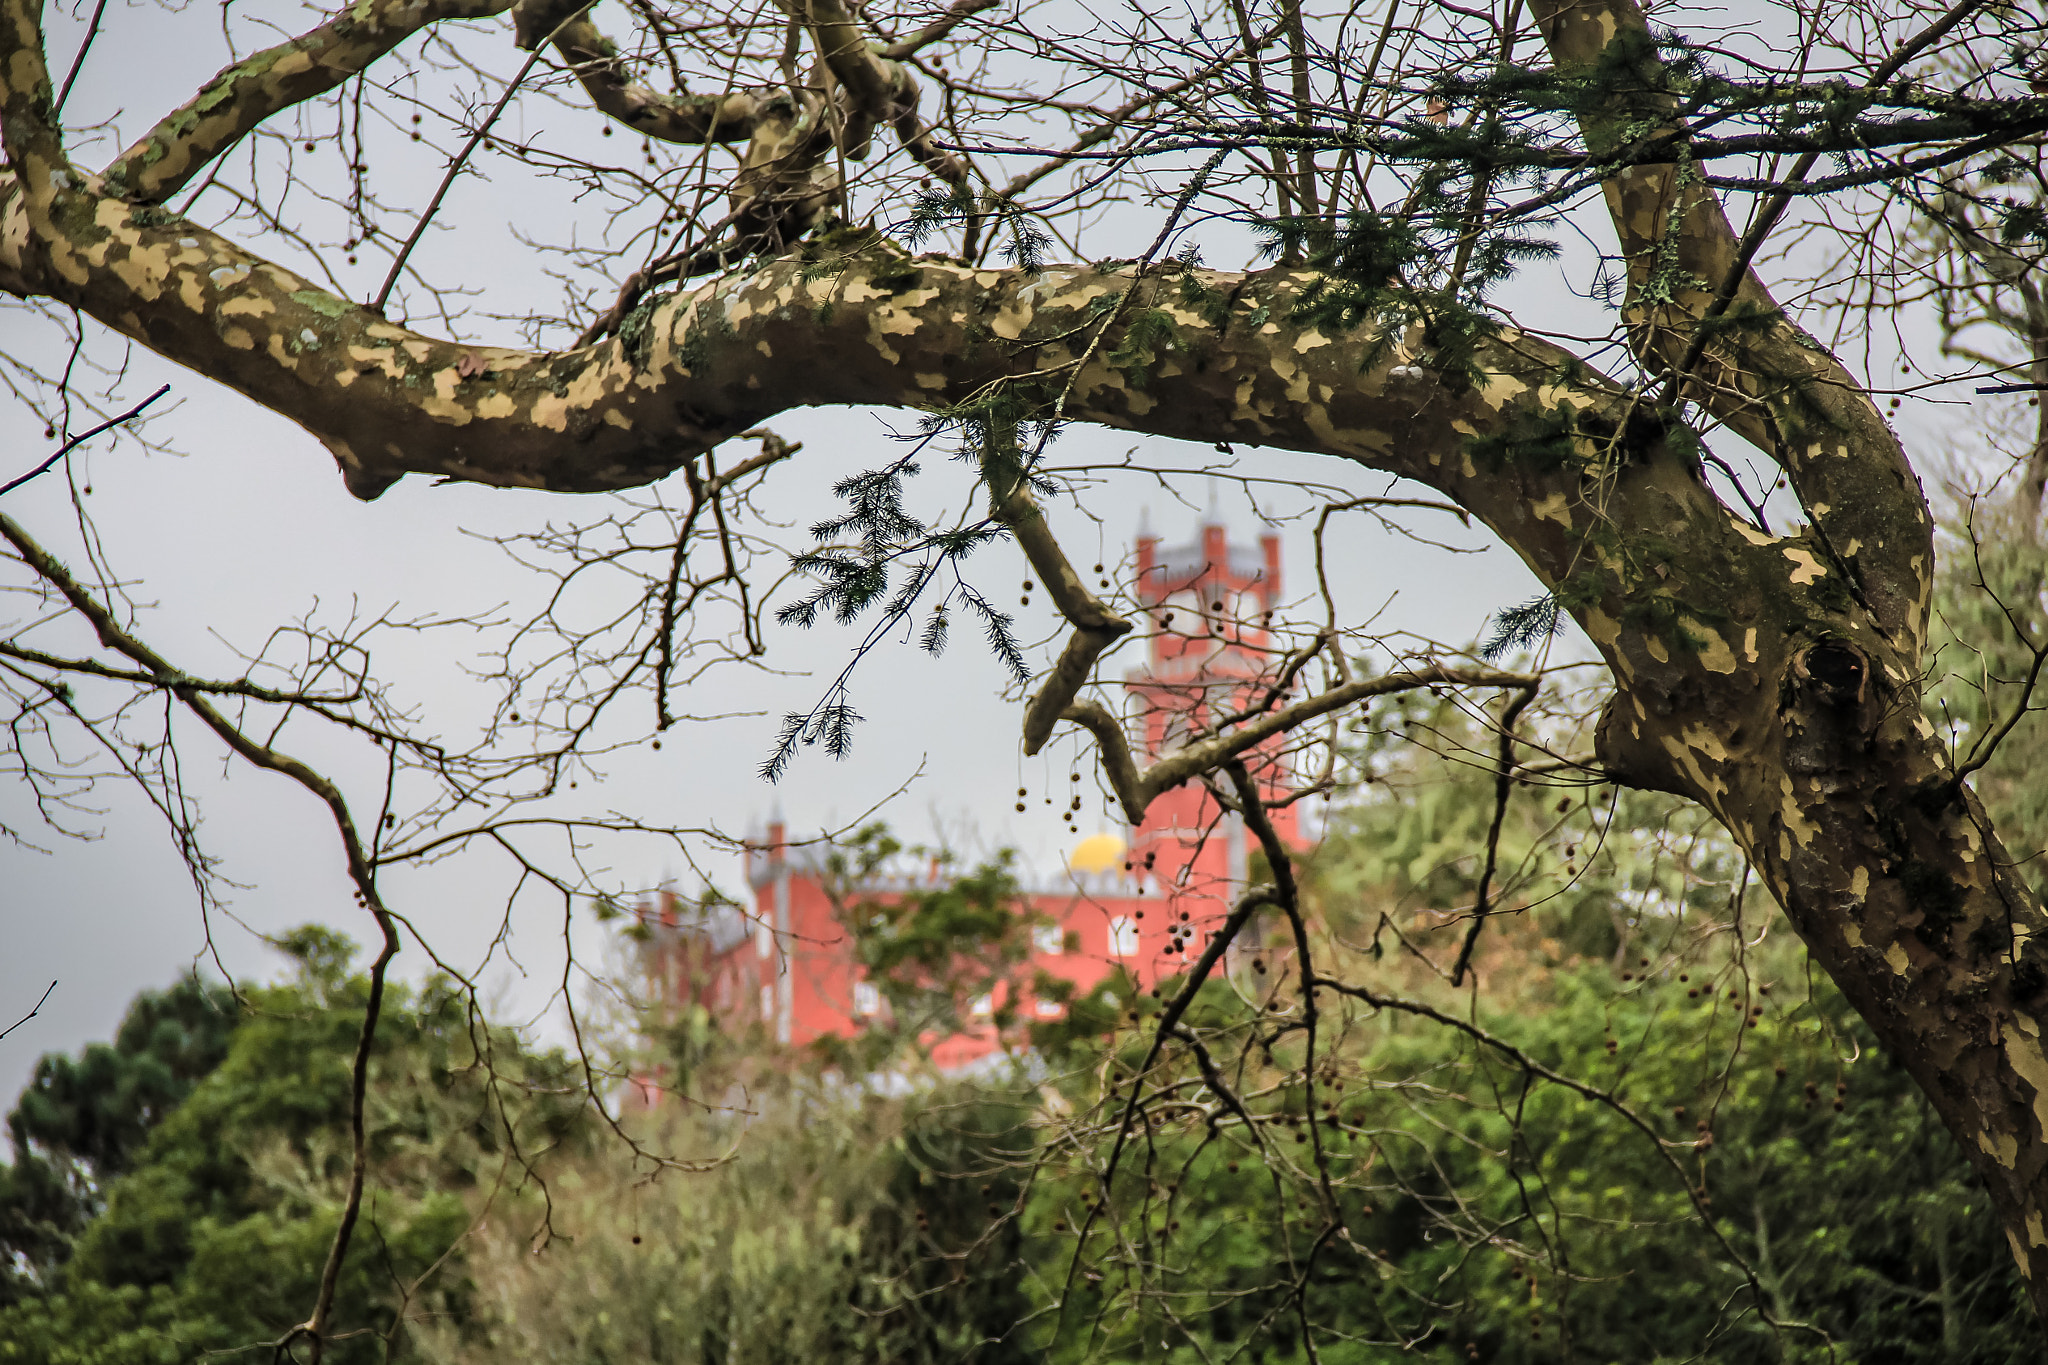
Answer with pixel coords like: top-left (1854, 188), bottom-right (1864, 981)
top-left (633, 512), bottom-right (1298, 1081)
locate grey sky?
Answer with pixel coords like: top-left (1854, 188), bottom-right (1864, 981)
top-left (0, 0), bottom-right (1976, 1105)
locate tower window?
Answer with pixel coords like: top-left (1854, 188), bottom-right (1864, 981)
top-left (1109, 916), bottom-right (1139, 958)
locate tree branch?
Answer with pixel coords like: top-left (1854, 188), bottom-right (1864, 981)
top-left (0, 382), bottom-right (167, 497)
top-left (516, 1), bottom-right (771, 146)
top-left (1068, 664), bottom-right (1539, 824)
top-left (1450, 681), bottom-right (1538, 986)
top-left (101, 0), bottom-right (518, 205)
top-left (1529, 0), bottom-right (1936, 648)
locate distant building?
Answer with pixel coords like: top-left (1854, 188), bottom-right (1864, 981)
top-left (630, 512), bottom-right (1299, 1090)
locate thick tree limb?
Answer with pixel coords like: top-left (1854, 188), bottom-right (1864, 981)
top-left (101, 0), bottom-right (517, 206)
top-left (1530, 0), bottom-right (1935, 651)
top-left (9, 0), bottom-right (2048, 1312)
top-left (783, 0), bottom-right (966, 182)
top-left (513, 1), bottom-right (771, 145)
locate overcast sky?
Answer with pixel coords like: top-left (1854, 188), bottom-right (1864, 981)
top-left (0, 0), bottom-right (1980, 1105)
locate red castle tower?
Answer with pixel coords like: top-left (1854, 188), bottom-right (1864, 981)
top-left (1126, 507), bottom-right (1299, 916)
top-left (629, 510), bottom-right (1297, 1087)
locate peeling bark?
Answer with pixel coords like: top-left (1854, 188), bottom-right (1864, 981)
top-left (107, 0), bottom-right (518, 205)
top-left (4, 0), bottom-right (2048, 1319)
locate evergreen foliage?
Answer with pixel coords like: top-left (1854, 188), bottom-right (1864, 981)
top-left (0, 931), bottom-right (587, 1364)
top-left (0, 975), bottom-right (238, 1305)
top-left (4, 698), bottom-right (2041, 1361)
top-left (763, 412), bottom-right (1048, 780)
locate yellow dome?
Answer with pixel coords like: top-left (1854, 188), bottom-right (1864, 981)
top-left (1069, 832), bottom-right (1127, 875)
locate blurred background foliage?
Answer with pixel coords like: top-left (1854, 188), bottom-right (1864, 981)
top-left (2, 662), bottom-right (2040, 1361)
top-left (0, 927), bottom-right (585, 1364)
top-left (1925, 491), bottom-right (2048, 899)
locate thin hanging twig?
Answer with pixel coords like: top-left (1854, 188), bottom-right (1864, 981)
top-left (1450, 681), bottom-right (1538, 986)
top-left (371, 6), bottom-right (595, 316)
top-left (0, 385), bottom-right (170, 498)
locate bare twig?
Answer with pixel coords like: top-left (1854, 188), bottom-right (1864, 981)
top-left (0, 384), bottom-right (168, 498)
top-left (371, 6), bottom-right (596, 316)
top-left (0, 980), bottom-right (57, 1044)
top-left (1067, 663), bottom-right (1539, 823)
top-left (1450, 681), bottom-right (1538, 985)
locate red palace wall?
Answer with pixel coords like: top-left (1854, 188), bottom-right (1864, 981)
top-left (632, 511), bottom-right (1299, 1083)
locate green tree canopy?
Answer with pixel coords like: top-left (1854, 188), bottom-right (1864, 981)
top-left (0, 974), bottom-right (238, 1305)
top-left (0, 930), bottom-right (587, 1365)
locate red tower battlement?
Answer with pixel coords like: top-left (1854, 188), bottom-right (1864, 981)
top-left (1125, 510), bottom-right (1299, 927)
top-left (631, 512), bottom-right (1299, 1086)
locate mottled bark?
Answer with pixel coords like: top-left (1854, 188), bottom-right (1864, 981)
top-left (1532, 0), bottom-right (2048, 1312)
top-left (523, 5), bottom-right (772, 147)
top-left (1529, 0), bottom-right (1933, 646)
top-left (106, 0), bottom-right (518, 205)
top-left (4, 0), bottom-right (2048, 1318)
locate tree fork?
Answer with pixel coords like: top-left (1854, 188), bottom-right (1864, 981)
top-left (6, 0), bottom-right (2048, 1318)
top-left (1595, 595), bottom-right (2048, 1304)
